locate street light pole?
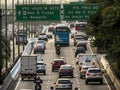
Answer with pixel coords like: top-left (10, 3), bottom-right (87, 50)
top-left (5, 0), bottom-right (8, 71)
top-left (12, 0), bottom-right (15, 62)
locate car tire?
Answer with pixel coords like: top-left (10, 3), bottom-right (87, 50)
top-left (59, 75), bottom-right (61, 78)
top-left (71, 75), bottom-right (73, 78)
top-left (43, 51), bottom-right (45, 54)
top-left (80, 75), bottom-right (82, 79)
top-left (44, 71), bottom-right (46, 75)
top-left (85, 80), bottom-right (88, 84)
top-left (100, 80), bottom-right (103, 84)
top-left (52, 69), bottom-right (54, 72)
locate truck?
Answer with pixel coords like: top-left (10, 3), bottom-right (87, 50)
top-left (76, 54), bottom-right (97, 71)
top-left (20, 55), bottom-right (37, 80)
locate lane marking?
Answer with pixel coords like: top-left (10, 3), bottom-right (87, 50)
top-left (88, 40), bottom-right (111, 90)
top-left (15, 77), bottom-right (21, 90)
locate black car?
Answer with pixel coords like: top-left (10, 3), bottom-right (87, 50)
top-left (75, 47), bottom-right (86, 57)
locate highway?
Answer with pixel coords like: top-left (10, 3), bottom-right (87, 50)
top-left (9, 32), bottom-right (110, 90)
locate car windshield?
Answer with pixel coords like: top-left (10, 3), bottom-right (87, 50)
top-left (58, 80), bottom-right (71, 84)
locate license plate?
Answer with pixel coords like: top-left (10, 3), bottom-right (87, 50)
top-left (62, 85), bottom-right (67, 88)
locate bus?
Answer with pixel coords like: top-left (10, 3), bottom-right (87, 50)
top-left (54, 24), bottom-right (70, 46)
top-left (74, 22), bottom-right (87, 31)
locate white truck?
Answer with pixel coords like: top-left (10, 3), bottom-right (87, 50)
top-left (77, 54), bottom-right (97, 71)
top-left (20, 55), bottom-right (37, 80)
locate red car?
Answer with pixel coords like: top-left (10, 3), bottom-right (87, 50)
top-left (51, 58), bottom-right (66, 72)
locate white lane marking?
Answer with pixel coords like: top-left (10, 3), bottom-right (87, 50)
top-left (88, 40), bottom-right (111, 90)
top-left (15, 77), bottom-right (21, 90)
top-left (71, 47), bottom-right (81, 90)
top-left (20, 89), bottom-right (32, 90)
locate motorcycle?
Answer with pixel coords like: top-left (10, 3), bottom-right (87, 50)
top-left (56, 50), bottom-right (60, 56)
top-left (35, 81), bottom-right (42, 90)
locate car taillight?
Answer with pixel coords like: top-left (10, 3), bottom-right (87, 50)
top-left (59, 69), bottom-right (63, 72)
top-left (55, 84), bottom-right (59, 87)
top-left (80, 68), bottom-right (83, 72)
top-left (86, 72), bottom-right (90, 76)
top-left (79, 67), bottom-right (82, 71)
top-left (92, 62), bottom-right (95, 65)
top-left (99, 72), bottom-right (103, 76)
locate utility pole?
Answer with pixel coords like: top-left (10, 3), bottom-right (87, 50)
top-left (5, 0), bottom-right (8, 71)
top-left (12, 0), bottom-right (15, 62)
top-left (0, 8), bottom-right (3, 85)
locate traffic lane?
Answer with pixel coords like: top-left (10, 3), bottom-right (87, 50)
top-left (62, 41), bottom-right (110, 90)
top-left (41, 39), bottom-right (79, 90)
top-left (14, 39), bottom-right (58, 90)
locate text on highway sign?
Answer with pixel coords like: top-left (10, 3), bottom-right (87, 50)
top-left (16, 4), bottom-right (61, 21)
top-left (63, 4), bottom-right (98, 21)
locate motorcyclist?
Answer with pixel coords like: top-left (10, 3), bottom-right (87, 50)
top-left (35, 77), bottom-right (43, 90)
top-left (55, 44), bottom-right (60, 51)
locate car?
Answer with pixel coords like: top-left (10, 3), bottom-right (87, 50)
top-left (75, 54), bottom-right (85, 65)
top-left (35, 54), bottom-right (43, 61)
top-left (76, 41), bottom-right (87, 50)
top-left (36, 40), bottom-right (46, 49)
top-left (54, 78), bottom-right (73, 90)
top-left (74, 32), bottom-right (88, 40)
top-left (48, 24), bottom-right (55, 32)
top-left (74, 22), bottom-right (87, 31)
top-left (85, 68), bottom-right (104, 84)
top-left (38, 33), bottom-right (48, 42)
top-left (71, 30), bottom-right (77, 38)
top-left (36, 61), bottom-right (46, 75)
top-left (73, 36), bottom-right (84, 46)
top-left (80, 65), bottom-right (92, 79)
top-left (34, 44), bottom-right (45, 54)
top-left (59, 64), bottom-right (74, 78)
top-left (82, 58), bottom-right (96, 67)
top-left (51, 58), bottom-right (66, 72)
top-left (75, 47), bottom-right (86, 57)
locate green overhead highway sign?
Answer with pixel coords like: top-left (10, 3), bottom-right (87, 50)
top-left (16, 4), bottom-right (61, 21)
top-left (63, 4), bottom-right (98, 21)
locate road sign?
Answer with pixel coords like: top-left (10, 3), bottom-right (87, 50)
top-left (16, 4), bottom-right (61, 21)
top-left (63, 4), bottom-right (98, 21)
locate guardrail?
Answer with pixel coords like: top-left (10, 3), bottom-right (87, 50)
top-left (100, 55), bottom-right (120, 90)
top-left (0, 26), bottom-right (46, 90)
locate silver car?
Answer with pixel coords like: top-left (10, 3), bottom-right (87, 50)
top-left (54, 78), bottom-right (73, 90)
top-left (85, 68), bottom-right (103, 84)
top-left (80, 65), bottom-right (92, 79)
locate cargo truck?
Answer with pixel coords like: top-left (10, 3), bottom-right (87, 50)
top-left (20, 55), bottom-right (37, 80)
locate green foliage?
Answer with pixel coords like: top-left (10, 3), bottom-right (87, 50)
top-left (87, 0), bottom-right (120, 70)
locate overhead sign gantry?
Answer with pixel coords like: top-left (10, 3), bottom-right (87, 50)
top-left (16, 4), bottom-right (98, 21)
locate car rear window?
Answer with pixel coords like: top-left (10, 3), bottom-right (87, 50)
top-left (62, 66), bottom-right (72, 69)
top-left (89, 69), bottom-right (101, 73)
top-left (58, 80), bottom-right (71, 84)
top-left (55, 61), bottom-right (64, 63)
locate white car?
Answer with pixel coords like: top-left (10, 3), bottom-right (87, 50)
top-left (85, 68), bottom-right (103, 84)
top-left (34, 54), bottom-right (43, 61)
top-left (36, 40), bottom-right (46, 49)
top-left (54, 78), bottom-right (73, 90)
